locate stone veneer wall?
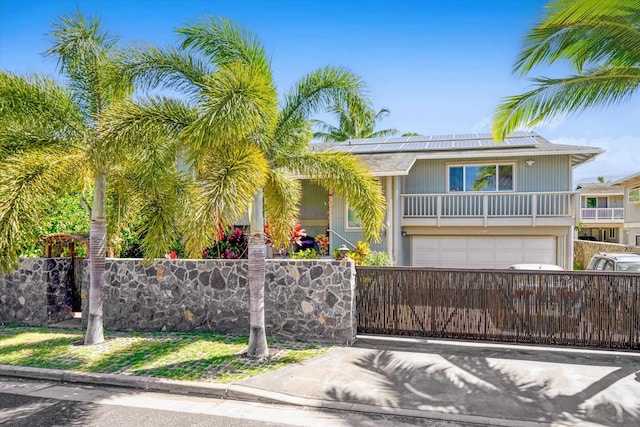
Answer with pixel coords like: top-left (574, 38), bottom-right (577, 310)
top-left (0, 258), bottom-right (73, 325)
top-left (81, 259), bottom-right (356, 344)
top-left (574, 240), bottom-right (640, 269)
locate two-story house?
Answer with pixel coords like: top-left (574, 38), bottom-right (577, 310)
top-left (611, 173), bottom-right (640, 247)
top-left (298, 131), bottom-right (602, 269)
top-left (575, 183), bottom-right (624, 243)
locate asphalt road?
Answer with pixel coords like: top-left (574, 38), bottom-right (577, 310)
top-left (0, 377), bottom-right (477, 427)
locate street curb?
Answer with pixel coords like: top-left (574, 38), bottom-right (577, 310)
top-left (0, 364), bottom-right (550, 427)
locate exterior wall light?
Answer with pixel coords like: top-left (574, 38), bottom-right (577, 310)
top-left (526, 159), bottom-right (535, 167)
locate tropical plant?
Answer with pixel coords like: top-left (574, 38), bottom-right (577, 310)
top-left (362, 251), bottom-right (395, 266)
top-left (290, 248), bottom-right (319, 260)
top-left (346, 241), bottom-right (372, 266)
top-left (202, 227), bottom-right (248, 259)
top-left (493, 0), bottom-right (640, 140)
top-left (312, 99), bottom-right (398, 142)
top-left (101, 17), bottom-right (386, 357)
top-left (314, 233), bottom-right (329, 255)
top-left (0, 12), bottom-right (180, 345)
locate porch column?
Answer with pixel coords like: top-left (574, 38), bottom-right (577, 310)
top-left (385, 176), bottom-right (393, 260)
top-left (328, 192), bottom-right (334, 252)
top-left (393, 176), bottom-right (404, 265)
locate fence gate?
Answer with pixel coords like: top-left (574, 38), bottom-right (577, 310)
top-left (355, 266), bottom-right (640, 349)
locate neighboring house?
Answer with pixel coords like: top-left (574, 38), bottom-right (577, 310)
top-left (575, 183), bottom-right (624, 243)
top-left (611, 173), bottom-right (640, 247)
top-left (298, 131), bottom-right (602, 269)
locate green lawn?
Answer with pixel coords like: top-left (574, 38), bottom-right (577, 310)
top-left (0, 325), bottom-right (329, 383)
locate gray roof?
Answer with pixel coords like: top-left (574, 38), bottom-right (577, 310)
top-left (575, 183), bottom-right (623, 195)
top-left (312, 131), bottom-right (602, 175)
top-left (612, 172), bottom-right (640, 187)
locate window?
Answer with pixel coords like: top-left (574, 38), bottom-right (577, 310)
top-left (448, 164), bottom-right (513, 192)
top-left (586, 197), bottom-right (597, 208)
top-left (346, 204), bottom-right (362, 229)
top-left (629, 188), bottom-right (640, 203)
top-left (609, 228), bottom-right (616, 239)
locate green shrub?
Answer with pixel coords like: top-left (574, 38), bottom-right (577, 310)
top-left (573, 261), bottom-right (584, 270)
top-left (291, 248), bottom-right (319, 259)
top-left (362, 251), bottom-right (394, 266)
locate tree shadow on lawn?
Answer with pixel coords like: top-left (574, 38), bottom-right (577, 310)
top-left (80, 332), bottom-right (243, 375)
top-left (326, 349), bottom-right (640, 426)
top-left (133, 342), bottom-right (306, 382)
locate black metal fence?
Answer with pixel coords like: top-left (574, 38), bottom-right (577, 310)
top-left (356, 267), bottom-right (640, 349)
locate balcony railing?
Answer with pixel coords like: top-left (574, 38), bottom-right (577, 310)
top-left (580, 208), bottom-right (624, 223)
top-left (401, 192), bottom-right (575, 223)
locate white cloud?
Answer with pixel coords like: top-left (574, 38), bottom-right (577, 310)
top-left (552, 136), bottom-right (640, 184)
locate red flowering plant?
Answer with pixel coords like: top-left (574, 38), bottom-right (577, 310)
top-left (202, 227), bottom-right (248, 259)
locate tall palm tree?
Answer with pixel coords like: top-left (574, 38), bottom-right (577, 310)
top-left (493, 0), bottom-right (640, 140)
top-left (313, 99), bottom-right (399, 142)
top-left (0, 12), bottom-right (180, 345)
top-left (102, 17), bottom-right (386, 357)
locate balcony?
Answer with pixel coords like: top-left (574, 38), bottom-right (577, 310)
top-left (580, 208), bottom-right (624, 223)
top-left (401, 192), bottom-right (575, 227)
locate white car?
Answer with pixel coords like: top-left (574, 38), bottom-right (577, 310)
top-left (586, 253), bottom-right (640, 272)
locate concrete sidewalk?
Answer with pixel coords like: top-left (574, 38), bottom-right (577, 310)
top-left (2, 335), bottom-right (640, 426)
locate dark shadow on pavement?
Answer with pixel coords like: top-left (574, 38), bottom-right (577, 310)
top-left (326, 346), bottom-right (640, 426)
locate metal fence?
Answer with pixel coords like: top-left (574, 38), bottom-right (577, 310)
top-left (356, 266), bottom-right (640, 349)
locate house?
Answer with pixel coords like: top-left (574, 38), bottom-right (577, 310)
top-left (575, 183), bottom-right (624, 243)
top-left (298, 131), bottom-right (602, 269)
top-left (611, 172), bottom-right (640, 247)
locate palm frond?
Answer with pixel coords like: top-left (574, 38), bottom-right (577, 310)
top-left (275, 66), bottom-right (367, 150)
top-left (515, 0), bottom-right (640, 74)
top-left (264, 170), bottom-right (301, 249)
top-left (182, 144), bottom-right (270, 257)
top-left (99, 96), bottom-right (198, 161)
top-left (45, 10), bottom-right (125, 118)
top-left (183, 62), bottom-right (277, 156)
top-left (0, 72), bottom-right (86, 140)
top-left (0, 148), bottom-right (86, 273)
top-left (117, 43), bottom-right (212, 97)
top-left (177, 16), bottom-right (271, 77)
top-left (493, 66), bottom-right (640, 140)
top-left (277, 151), bottom-right (385, 242)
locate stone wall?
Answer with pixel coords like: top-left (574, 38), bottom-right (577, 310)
top-left (574, 240), bottom-right (640, 269)
top-left (0, 258), bottom-right (73, 325)
top-left (81, 259), bottom-right (356, 344)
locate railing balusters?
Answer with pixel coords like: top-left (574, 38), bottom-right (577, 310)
top-left (400, 192), bottom-right (574, 219)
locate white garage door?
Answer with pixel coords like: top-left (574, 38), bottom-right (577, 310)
top-left (412, 236), bottom-right (556, 269)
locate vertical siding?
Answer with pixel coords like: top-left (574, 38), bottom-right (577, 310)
top-left (625, 189), bottom-right (640, 223)
top-left (300, 181), bottom-right (329, 219)
top-left (330, 183), bottom-right (388, 254)
top-left (403, 155), bottom-right (572, 194)
top-left (516, 156), bottom-right (571, 192)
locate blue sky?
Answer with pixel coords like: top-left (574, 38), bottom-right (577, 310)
top-left (1, 0), bottom-right (638, 184)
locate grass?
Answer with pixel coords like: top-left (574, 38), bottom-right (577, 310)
top-left (0, 325), bottom-right (330, 383)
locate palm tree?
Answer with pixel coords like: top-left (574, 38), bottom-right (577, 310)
top-left (0, 12), bottom-right (180, 345)
top-left (312, 99), bottom-right (398, 142)
top-left (102, 17), bottom-right (386, 357)
top-left (493, 0), bottom-right (640, 140)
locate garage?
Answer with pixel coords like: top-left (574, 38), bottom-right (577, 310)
top-left (411, 236), bottom-right (557, 269)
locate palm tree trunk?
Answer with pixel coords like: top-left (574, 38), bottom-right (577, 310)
top-left (247, 188), bottom-right (269, 358)
top-left (85, 170), bottom-right (107, 345)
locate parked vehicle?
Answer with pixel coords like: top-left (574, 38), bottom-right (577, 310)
top-left (578, 235), bottom-right (599, 241)
top-left (586, 253), bottom-right (640, 272)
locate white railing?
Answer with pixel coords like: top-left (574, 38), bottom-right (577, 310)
top-left (580, 208), bottom-right (624, 222)
top-left (401, 192), bottom-right (575, 219)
